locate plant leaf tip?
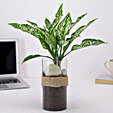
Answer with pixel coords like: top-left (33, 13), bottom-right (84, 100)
top-left (104, 42), bottom-right (108, 44)
top-left (21, 60), bottom-right (25, 64)
top-left (59, 3), bottom-right (63, 8)
top-left (95, 18), bottom-right (98, 20)
top-left (84, 13), bottom-right (87, 15)
top-left (8, 23), bottom-right (12, 25)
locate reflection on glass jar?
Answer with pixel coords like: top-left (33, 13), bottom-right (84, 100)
top-left (42, 58), bottom-right (67, 77)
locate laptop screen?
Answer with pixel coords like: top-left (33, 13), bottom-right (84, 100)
top-left (0, 41), bottom-right (17, 75)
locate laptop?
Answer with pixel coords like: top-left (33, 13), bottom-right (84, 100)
top-left (0, 38), bottom-right (29, 90)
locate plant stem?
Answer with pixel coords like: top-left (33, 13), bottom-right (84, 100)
top-left (60, 46), bottom-right (62, 56)
top-left (42, 56), bottom-right (53, 60)
top-left (63, 51), bottom-right (72, 58)
top-left (58, 59), bottom-right (61, 67)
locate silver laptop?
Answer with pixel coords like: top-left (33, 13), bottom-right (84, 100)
top-left (0, 39), bottom-right (29, 90)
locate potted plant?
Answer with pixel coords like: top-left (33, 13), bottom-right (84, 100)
top-left (8, 3), bottom-right (105, 111)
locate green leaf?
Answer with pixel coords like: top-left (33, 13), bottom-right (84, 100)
top-left (36, 27), bottom-right (56, 50)
top-left (22, 54), bottom-right (53, 63)
top-left (69, 13), bottom-right (87, 30)
top-left (8, 23), bottom-right (45, 44)
top-left (64, 13), bottom-right (87, 42)
top-left (86, 18), bottom-right (98, 27)
top-left (55, 3), bottom-right (63, 18)
top-left (56, 13), bottom-right (87, 47)
top-left (45, 18), bottom-right (51, 30)
top-left (38, 36), bottom-right (48, 49)
top-left (71, 44), bottom-right (82, 50)
top-left (34, 27), bottom-right (57, 52)
top-left (45, 34), bottom-right (57, 49)
top-left (9, 23), bottom-right (39, 36)
top-left (9, 23), bottom-right (56, 59)
top-left (65, 13), bottom-right (87, 37)
top-left (67, 18), bottom-right (97, 42)
top-left (49, 4), bottom-right (63, 33)
top-left (63, 18), bottom-right (98, 54)
top-left (71, 39), bottom-right (105, 51)
top-left (57, 13), bottom-right (72, 39)
top-left (63, 25), bottom-right (86, 53)
top-left (71, 25), bottom-right (86, 40)
top-left (8, 23), bottom-right (48, 49)
top-left (8, 23), bottom-right (20, 29)
top-left (9, 23), bottom-right (46, 38)
top-left (57, 13), bottom-right (87, 42)
top-left (73, 13), bottom-right (87, 24)
top-left (81, 38), bottom-right (105, 47)
top-left (26, 20), bottom-right (38, 28)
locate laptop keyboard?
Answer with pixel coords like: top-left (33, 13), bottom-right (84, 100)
top-left (0, 78), bottom-right (20, 84)
top-left (0, 84), bottom-right (8, 88)
top-left (0, 77), bottom-right (29, 90)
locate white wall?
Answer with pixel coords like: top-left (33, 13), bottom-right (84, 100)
top-left (0, 0), bottom-right (113, 79)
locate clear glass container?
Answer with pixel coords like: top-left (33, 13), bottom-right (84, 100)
top-left (42, 58), bottom-right (67, 76)
top-left (42, 58), bottom-right (67, 111)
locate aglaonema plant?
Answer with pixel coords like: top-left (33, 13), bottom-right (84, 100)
top-left (8, 4), bottom-right (105, 67)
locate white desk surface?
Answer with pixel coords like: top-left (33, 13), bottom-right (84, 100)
top-left (0, 78), bottom-right (113, 113)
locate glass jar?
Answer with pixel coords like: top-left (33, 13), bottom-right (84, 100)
top-left (42, 58), bottom-right (67, 111)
